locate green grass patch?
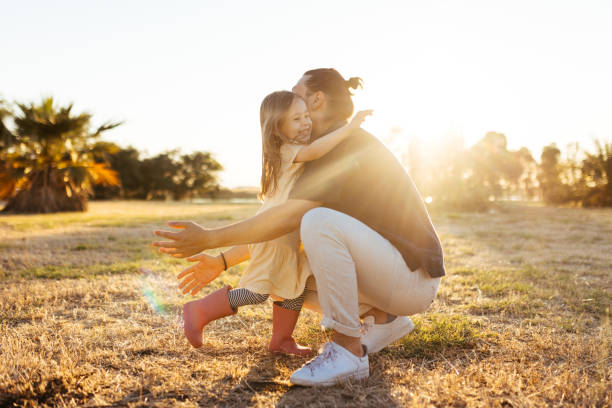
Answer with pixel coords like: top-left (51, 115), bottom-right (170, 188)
top-left (0, 202), bottom-right (258, 231)
top-left (478, 280), bottom-right (532, 296)
top-left (6, 259), bottom-right (186, 280)
top-left (395, 313), bottom-right (485, 357)
top-left (13, 262), bottom-right (143, 279)
top-left (466, 296), bottom-right (543, 318)
top-left (570, 288), bottom-right (612, 316)
top-left (451, 266), bottom-right (478, 276)
top-left (451, 267), bottom-right (534, 297)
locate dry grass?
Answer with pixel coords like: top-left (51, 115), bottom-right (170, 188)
top-left (0, 201), bottom-right (610, 407)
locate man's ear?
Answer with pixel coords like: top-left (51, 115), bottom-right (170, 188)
top-left (310, 91), bottom-right (325, 111)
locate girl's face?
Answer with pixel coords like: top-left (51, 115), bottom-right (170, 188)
top-left (280, 98), bottom-right (312, 143)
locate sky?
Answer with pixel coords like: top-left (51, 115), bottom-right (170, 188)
top-left (2, 1), bottom-right (611, 187)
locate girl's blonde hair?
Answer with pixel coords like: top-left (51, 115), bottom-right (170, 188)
top-left (259, 91), bottom-right (303, 200)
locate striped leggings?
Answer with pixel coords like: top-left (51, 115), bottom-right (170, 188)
top-left (227, 288), bottom-right (305, 312)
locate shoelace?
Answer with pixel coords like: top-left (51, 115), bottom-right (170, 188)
top-left (360, 316), bottom-right (375, 336)
top-left (306, 343), bottom-right (339, 374)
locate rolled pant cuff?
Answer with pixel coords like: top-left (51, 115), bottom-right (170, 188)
top-left (321, 316), bottom-right (362, 338)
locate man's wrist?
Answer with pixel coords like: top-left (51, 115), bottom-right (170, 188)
top-left (194, 225), bottom-right (221, 251)
top-left (209, 226), bottom-right (225, 248)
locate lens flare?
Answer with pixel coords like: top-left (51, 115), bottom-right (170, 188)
top-left (139, 267), bottom-right (170, 316)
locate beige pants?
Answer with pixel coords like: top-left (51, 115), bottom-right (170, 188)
top-left (300, 208), bottom-right (441, 338)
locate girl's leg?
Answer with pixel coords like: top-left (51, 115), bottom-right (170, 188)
top-left (223, 288), bottom-right (312, 356)
top-left (184, 288), bottom-right (269, 349)
top-left (275, 290), bottom-right (305, 311)
top-left (269, 290), bottom-right (313, 357)
top-left (183, 285), bottom-right (236, 348)
top-left (227, 288), bottom-right (269, 311)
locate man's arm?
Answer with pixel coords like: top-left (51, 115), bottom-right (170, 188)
top-left (152, 199), bottom-right (320, 257)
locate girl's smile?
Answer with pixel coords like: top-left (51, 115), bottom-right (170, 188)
top-left (281, 98), bottom-right (312, 143)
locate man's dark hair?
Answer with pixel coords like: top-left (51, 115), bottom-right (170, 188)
top-left (303, 68), bottom-right (363, 121)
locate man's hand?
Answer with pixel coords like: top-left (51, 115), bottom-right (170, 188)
top-left (152, 221), bottom-right (213, 258)
top-left (177, 253), bottom-right (225, 295)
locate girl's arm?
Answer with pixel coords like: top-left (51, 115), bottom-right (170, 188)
top-left (218, 244), bottom-right (251, 268)
top-left (294, 110), bottom-right (373, 163)
top-left (176, 244), bottom-right (251, 295)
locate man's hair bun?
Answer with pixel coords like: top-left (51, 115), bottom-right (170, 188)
top-left (302, 68), bottom-right (362, 120)
top-left (346, 77), bottom-right (363, 91)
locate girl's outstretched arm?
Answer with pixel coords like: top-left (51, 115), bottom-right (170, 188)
top-left (176, 244), bottom-right (250, 295)
top-left (294, 110), bottom-right (373, 163)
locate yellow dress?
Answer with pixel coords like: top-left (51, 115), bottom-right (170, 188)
top-left (239, 143), bottom-right (313, 300)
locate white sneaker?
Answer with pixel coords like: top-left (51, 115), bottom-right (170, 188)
top-left (289, 342), bottom-right (369, 387)
top-left (361, 315), bottom-right (415, 354)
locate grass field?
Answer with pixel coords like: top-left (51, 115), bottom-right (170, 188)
top-left (0, 201), bottom-right (610, 407)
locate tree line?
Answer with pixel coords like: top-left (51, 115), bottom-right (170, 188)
top-left (1, 97), bottom-right (610, 214)
top-left (90, 143), bottom-right (222, 201)
top-left (0, 98), bottom-right (222, 213)
top-left (402, 131), bottom-right (611, 210)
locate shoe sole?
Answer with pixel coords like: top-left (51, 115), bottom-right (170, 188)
top-left (269, 350), bottom-right (313, 357)
top-left (368, 319), bottom-right (415, 354)
top-left (290, 367), bottom-right (369, 387)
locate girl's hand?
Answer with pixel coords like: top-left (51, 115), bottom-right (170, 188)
top-left (349, 109), bottom-right (373, 130)
top-left (153, 221), bottom-right (216, 258)
top-left (176, 253), bottom-right (225, 295)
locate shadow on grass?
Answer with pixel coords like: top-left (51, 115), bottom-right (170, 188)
top-left (206, 353), bottom-right (404, 408)
top-left (206, 355), bottom-right (289, 406)
top-left (274, 370), bottom-right (403, 408)
top-left (0, 374), bottom-right (92, 407)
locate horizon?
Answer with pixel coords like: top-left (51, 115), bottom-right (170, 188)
top-left (2, 1), bottom-right (611, 187)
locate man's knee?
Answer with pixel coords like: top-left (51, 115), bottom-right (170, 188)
top-left (300, 207), bottom-right (335, 245)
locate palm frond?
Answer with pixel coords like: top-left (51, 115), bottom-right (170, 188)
top-left (87, 162), bottom-right (121, 187)
top-left (1, 97), bottom-right (122, 213)
top-left (91, 121), bottom-right (123, 138)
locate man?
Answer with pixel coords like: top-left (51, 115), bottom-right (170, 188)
top-left (153, 68), bottom-right (445, 386)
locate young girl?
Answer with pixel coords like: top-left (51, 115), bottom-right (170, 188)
top-left (181, 90), bottom-right (371, 355)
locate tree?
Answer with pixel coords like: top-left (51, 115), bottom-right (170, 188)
top-left (91, 141), bottom-right (123, 199)
top-left (109, 146), bottom-right (145, 198)
top-left (0, 99), bottom-right (16, 150)
top-left (537, 144), bottom-right (571, 204)
top-left (87, 145), bottom-right (223, 201)
top-left (172, 151), bottom-right (223, 200)
top-left (513, 147), bottom-right (537, 200)
top-left (580, 140), bottom-right (612, 207)
top-left (0, 98), bottom-right (121, 213)
top-left (406, 133), bottom-right (491, 211)
top-left (469, 132), bottom-right (529, 200)
top-left (139, 151), bottom-right (181, 200)
top-left (0, 100), bottom-right (18, 199)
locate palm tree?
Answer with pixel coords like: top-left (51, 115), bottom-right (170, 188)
top-left (0, 97), bottom-right (121, 213)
